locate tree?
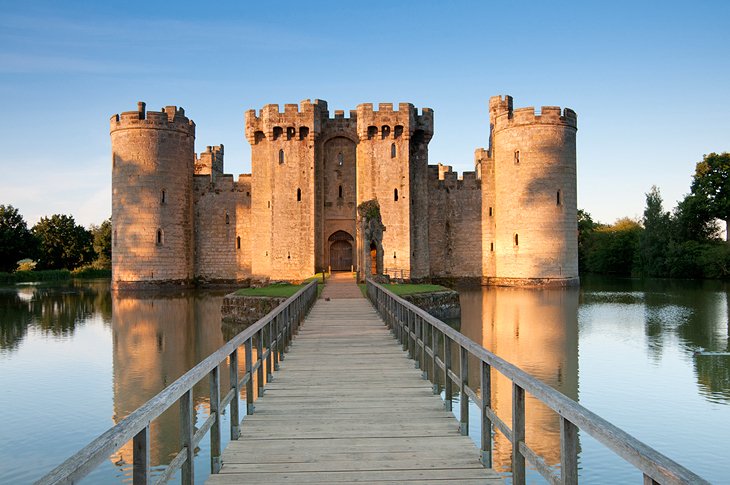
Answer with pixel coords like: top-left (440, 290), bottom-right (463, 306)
top-left (90, 218), bottom-right (112, 268)
top-left (32, 214), bottom-right (94, 270)
top-left (672, 192), bottom-right (719, 243)
top-left (585, 218), bottom-right (642, 275)
top-left (0, 205), bottom-right (37, 272)
top-left (691, 152), bottom-right (730, 240)
top-left (577, 209), bottom-right (599, 272)
top-left (640, 186), bottom-right (671, 277)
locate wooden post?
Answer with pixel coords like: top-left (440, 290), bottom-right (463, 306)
top-left (256, 329), bottom-right (264, 396)
top-left (209, 365), bottom-right (222, 474)
top-left (408, 310), bottom-right (414, 359)
top-left (415, 316), bottom-right (421, 369)
top-left (421, 320), bottom-right (428, 379)
top-left (266, 321), bottom-right (273, 380)
top-left (273, 315), bottom-right (280, 370)
top-left (444, 334), bottom-right (452, 411)
top-left (512, 383), bottom-right (526, 485)
top-left (460, 346), bottom-right (469, 435)
top-left (229, 349), bottom-right (240, 439)
top-left (132, 425), bottom-right (150, 485)
top-left (180, 390), bottom-right (194, 485)
top-left (643, 475), bottom-right (660, 485)
top-left (245, 338), bottom-right (254, 414)
top-left (560, 416), bottom-right (578, 484)
top-left (480, 361), bottom-right (492, 467)
top-left (431, 324), bottom-right (438, 394)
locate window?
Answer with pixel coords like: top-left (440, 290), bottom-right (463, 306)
top-left (297, 188), bottom-right (301, 202)
top-left (286, 127), bottom-right (295, 140)
top-left (299, 126), bottom-right (309, 140)
top-left (338, 185), bottom-right (343, 198)
top-left (381, 125), bottom-right (390, 139)
top-left (490, 242), bottom-right (494, 252)
top-left (557, 189), bottom-right (562, 206)
top-left (273, 126), bottom-right (283, 140)
top-left (236, 236), bottom-right (241, 250)
top-left (367, 126), bottom-right (377, 140)
top-left (113, 230), bottom-right (117, 247)
top-left (514, 233), bottom-right (519, 246)
top-left (390, 143), bottom-right (396, 158)
top-left (225, 211), bottom-right (230, 224)
top-left (278, 149), bottom-right (284, 164)
top-left (394, 125), bottom-right (403, 138)
top-left (161, 189), bottom-right (166, 204)
top-left (156, 229), bottom-right (163, 245)
top-left (488, 207), bottom-right (493, 217)
top-left (337, 152), bottom-right (344, 166)
top-left (514, 150), bottom-right (520, 164)
top-left (394, 188), bottom-right (399, 201)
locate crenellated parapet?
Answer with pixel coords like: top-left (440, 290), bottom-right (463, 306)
top-left (195, 144), bottom-right (224, 176)
top-left (427, 163), bottom-right (480, 190)
top-left (356, 102), bottom-right (433, 142)
top-left (489, 95), bottom-right (577, 133)
top-left (244, 99), bottom-right (328, 144)
top-left (110, 102), bottom-right (195, 136)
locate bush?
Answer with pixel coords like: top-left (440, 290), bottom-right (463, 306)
top-left (0, 269), bottom-right (71, 284)
top-left (71, 266), bottom-right (112, 279)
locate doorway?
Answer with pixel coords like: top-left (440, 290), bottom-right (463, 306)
top-left (328, 231), bottom-right (354, 271)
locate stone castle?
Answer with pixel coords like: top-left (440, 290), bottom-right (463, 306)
top-left (110, 95), bottom-right (578, 289)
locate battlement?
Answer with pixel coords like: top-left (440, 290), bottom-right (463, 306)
top-left (488, 95), bottom-right (576, 131)
top-left (195, 144), bottom-right (224, 176)
top-left (356, 102), bottom-right (433, 140)
top-left (110, 101), bottom-right (195, 136)
top-left (244, 99), bottom-right (328, 144)
top-left (428, 164), bottom-right (480, 190)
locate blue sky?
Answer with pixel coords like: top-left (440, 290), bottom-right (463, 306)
top-left (1, 1), bottom-right (728, 227)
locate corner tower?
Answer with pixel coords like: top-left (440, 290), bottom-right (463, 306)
top-left (487, 95), bottom-right (578, 286)
top-left (110, 102), bottom-right (196, 289)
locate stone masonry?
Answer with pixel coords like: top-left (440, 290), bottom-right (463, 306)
top-left (110, 95), bottom-right (578, 289)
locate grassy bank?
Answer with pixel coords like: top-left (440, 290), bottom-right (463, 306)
top-left (234, 273), bottom-right (327, 298)
top-left (0, 268), bottom-right (112, 285)
top-left (358, 282), bottom-right (449, 297)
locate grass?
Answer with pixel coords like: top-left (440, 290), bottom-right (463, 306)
top-left (357, 282), bottom-right (450, 297)
top-left (0, 269), bottom-right (71, 284)
top-left (234, 273), bottom-right (328, 298)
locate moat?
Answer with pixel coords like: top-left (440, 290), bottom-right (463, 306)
top-left (0, 278), bottom-right (728, 484)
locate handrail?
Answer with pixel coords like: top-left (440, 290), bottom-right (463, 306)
top-left (366, 279), bottom-right (709, 485)
top-left (36, 280), bottom-right (319, 485)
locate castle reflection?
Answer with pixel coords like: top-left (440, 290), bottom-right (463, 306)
top-left (456, 286), bottom-right (579, 472)
top-left (108, 289), bottom-right (242, 473)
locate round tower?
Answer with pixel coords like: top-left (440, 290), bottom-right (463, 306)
top-left (489, 95), bottom-right (578, 286)
top-left (110, 102), bottom-right (196, 289)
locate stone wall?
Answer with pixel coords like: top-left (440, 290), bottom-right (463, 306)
top-left (221, 294), bottom-right (286, 324)
top-left (402, 290), bottom-right (461, 320)
top-left (427, 164), bottom-right (483, 278)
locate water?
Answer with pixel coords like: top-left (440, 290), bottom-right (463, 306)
top-left (0, 277), bottom-right (728, 483)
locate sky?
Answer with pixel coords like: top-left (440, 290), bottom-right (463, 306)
top-left (0, 1), bottom-right (728, 228)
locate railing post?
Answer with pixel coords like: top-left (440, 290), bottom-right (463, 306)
top-left (132, 425), bottom-right (150, 485)
top-left (266, 320), bottom-right (273, 380)
top-left (444, 334), bottom-right (452, 411)
top-left (512, 383), bottom-right (526, 485)
top-left (229, 349), bottom-right (240, 439)
top-left (408, 310), bottom-right (414, 359)
top-left (480, 361), bottom-right (492, 468)
top-left (256, 329), bottom-right (264, 396)
top-left (209, 365), bottom-right (222, 474)
top-left (460, 346), bottom-right (469, 435)
top-left (644, 474), bottom-right (660, 485)
top-left (273, 314), bottom-right (281, 370)
top-left (560, 417), bottom-right (578, 484)
top-left (431, 324), bottom-right (438, 394)
top-left (420, 319), bottom-right (428, 379)
top-left (414, 316), bottom-right (421, 369)
top-left (245, 338), bottom-right (255, 414)
top-left (180, 389), bottom-right (194, 485)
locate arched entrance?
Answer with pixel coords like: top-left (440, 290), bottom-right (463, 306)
top-left (370, 241), bottom-right (377, 275)
top-left (328, 231), bottom-right (354, 271)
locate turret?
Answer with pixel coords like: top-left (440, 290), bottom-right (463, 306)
top-left (110, 102), bottom-right (196, 288)
top-left (487, 95), bottom-right (578, 286)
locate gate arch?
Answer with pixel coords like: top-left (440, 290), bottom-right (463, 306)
top-left (328, 231), bottom-right (354, 271)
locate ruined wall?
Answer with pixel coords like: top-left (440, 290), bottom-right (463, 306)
top-left (356, 103), bottom-right (433, 278)
top-left (110, 102), bottom-right (195, 288)
top-left (488, 95), bottom-right (578, 286)
top-left (427, 164), bottom-right (482, 277)
top-left (246, 100), bottom-right (324, 280)
top-left (195, 145), bottom-right (224, 176)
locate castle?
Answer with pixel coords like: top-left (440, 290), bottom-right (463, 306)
top-left (110, 95), bottom-right (578, 289)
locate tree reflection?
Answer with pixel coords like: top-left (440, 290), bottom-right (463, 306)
top-left (0, 280), bottom-right (112, 352)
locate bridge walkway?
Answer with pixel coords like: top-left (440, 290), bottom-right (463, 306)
top-left (207, 273), bottom-right (502, 484)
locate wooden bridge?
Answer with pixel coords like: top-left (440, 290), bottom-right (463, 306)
top-left (37, 273), bottom-right (710, 485)
top-left (207, 273), bottom-right (500, 483)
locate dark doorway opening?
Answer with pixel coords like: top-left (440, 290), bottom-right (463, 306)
top-left (328, 231), bottom-right (354, 271)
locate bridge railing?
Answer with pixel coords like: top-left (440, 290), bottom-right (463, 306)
top-left (36, 280), bottom-right (319, 485)
top-left (366, 279), bottom-right (709, 485)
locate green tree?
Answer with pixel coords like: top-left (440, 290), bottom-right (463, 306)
top-left (90, 218), bottom-right (112, 268)
top-left (691, 152), bottom-right (730, 240)
top-left (0, 205), bottom-right (37, 272)
top-left (32, 215), bottom-right (94, 270)
top-left (672, 192), bottom-right (719, 243)
top-left (640, 186), bottom-right (671, 276)
top-left (577, 209), bottom-right (599, 272)
top-left (585, 218), bottom-right (642, 275)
